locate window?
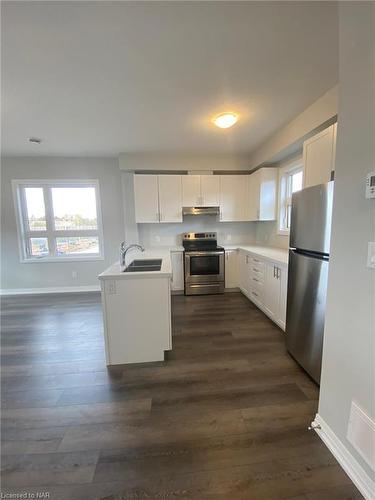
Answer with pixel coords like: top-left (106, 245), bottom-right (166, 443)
top-left (278, 161), bottom-right (303, 234)
top-left (13, 180), bottom-right (104, 262)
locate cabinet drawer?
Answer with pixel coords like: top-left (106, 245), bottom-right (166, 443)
top-left (250, 257), bottom-right (265, 268)
top-left (250, 288), bottom-right (263, 304)
top-left (250, 274), bottom-right (264, 288)
top-left (250, 265), bottom-right (264, 278)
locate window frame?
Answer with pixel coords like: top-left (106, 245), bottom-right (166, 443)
top-left (277, 158), bottom-right (304, 236)
top-left (12, 179), bottom-right (104, 263)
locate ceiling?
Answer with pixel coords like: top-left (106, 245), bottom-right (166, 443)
top-left (2, 1), bottom-right (338, 157)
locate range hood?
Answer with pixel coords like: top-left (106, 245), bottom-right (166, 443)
top-left (182, 206), bottom-right (220, 216)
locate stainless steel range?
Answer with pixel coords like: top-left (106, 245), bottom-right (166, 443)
top-left (182, 232), bottom-right (225, 295)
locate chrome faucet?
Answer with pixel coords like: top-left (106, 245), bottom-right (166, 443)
top-left (120, 242), bottom-right (145, 269)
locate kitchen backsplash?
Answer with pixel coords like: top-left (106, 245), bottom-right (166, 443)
top-left (255, 221), bottom-right (289, 249)
top-left (138, 217), bottom-right (257, 247)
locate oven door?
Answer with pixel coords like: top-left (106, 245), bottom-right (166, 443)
top-left (184, 251), bottom-right (224, 284)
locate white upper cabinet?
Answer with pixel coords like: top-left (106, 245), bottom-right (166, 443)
top-left (158, 175), bottom-right (182, 223)
top-left (303, 123), bottom-right (336, 188)
top-left (134, 174), bottom-right (182, 223)
top-left (247, 168), bottom-right (277, 221)
top-left (219, 175), bottom-right (248, 221)
top-left (134, 175), bottom-right (159, 223)
top-left (182, 175), bottom-right (201, 206)
top-left (201, 175), bottom-right (220, 206)
top-left (182, 175), bottom-right (220, 207)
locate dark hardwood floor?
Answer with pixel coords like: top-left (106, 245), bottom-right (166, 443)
top-left (1, 292), bottom-right (362, 499)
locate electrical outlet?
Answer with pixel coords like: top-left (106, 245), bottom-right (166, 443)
top-left (154, 235), bottom-right (161, 243)
top-left (72, 270), bottom-right (78, 279)
top-left (107, 281), bottom-right (116, 295)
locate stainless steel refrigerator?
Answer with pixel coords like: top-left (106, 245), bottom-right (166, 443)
top-left (286, 182), bottom-right (334, 384)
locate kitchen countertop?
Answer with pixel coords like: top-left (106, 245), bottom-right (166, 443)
top-left (222, 244), bottom-right (289, 265)
top-left (98, 249), bottom-right (172, 280)
top-left (151, 243), bottom-right (288, 265)
top-left (99, 243), bottom-right (288, 281)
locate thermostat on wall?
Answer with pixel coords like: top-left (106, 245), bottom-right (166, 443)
top-left (366, 171), bottom-right (375, 198)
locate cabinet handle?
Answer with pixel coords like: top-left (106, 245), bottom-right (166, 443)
top-left (273, 266), bottom-right (276, 278)
top-left (277, 267), bottom-right (281, 279)
top-left (253, 267), bottom-right (260, 272)
top-left (252, 291), bottom-right (259, 297)
top-left (253, 277), bottom-right (259, 282)
top-left (246, 255), bottom-right (249, 264)
top-left (253, 258), bottom-right (260, 263)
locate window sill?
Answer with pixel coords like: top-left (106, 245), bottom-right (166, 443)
top-left (20, 255), bottom-right (105, 264)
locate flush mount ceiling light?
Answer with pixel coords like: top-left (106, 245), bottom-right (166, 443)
top-left (212, 112), bottom-right (238, 129)
top-left (28, 137), bottom-right (42, 144)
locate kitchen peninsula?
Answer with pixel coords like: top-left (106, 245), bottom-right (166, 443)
top-left (98, 249), bottom-right (172, 365)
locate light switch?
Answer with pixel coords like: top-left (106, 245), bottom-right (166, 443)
top-left (367, 242), bottom-right (375, 269)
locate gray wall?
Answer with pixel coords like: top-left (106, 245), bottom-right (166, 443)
top-left (319, 2), bottom-right (375, 480)
top-left (1, 157), bottom-right (124, 291)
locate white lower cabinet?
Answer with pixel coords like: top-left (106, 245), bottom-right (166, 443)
top-left (225, 250), bottom-right (239, 288)
top-left (238, 250), bottom-right (251, 297)
top-left (170, 251), bottom-right (184, 291)
top-left (264, 263), bottom-right (281, 321)
top-left (277, 266), bottom-right (288, 330)
top-left (243, 251), bottom-right (288, 331)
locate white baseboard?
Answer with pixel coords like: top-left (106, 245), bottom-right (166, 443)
top-left (0, 285), bottom-right (101, 296)
top-left (313, 414), bottom-right (375, 500)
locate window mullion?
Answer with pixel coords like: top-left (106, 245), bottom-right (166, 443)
top-left (44, 186), bottom-right (56, 257)
top-left (19, 187), bottom-right (32, 258)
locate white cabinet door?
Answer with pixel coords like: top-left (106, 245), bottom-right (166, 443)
top-left (259, 168), bottom-right (277, 220)
top-left (247, 168), bottom-right (277, 221)
top-left (220, 175), bottom-right (247, 221)
top-left (264, 262), bottom-right (281, 321)
top-left (238, 250), bottom-right (251, 297)
top-left (248, 172), bottom-right (260, 221)
top-left (332, 122), bottom-right (337, 172)
top-left (134, 175), bottom-right (159, 223)
top-left (171, 251), bottom-right (184, 291)
top-left (277, 266), bottom-right (288, 331)
top-left (225, 250), bottom-right (239, 288)
top-left (303, 124), bottom-right (336, 188)
top-left (182, 175), bottom-right (201, 206)
top-left (201, 175), bottom-right (220, 206)
top-left (158, 175), bottom-right (182, 223)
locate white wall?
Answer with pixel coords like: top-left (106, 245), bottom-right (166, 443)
top-left (138, 218), bottom-right (257, 248)
top-left (255, 221), bottom-right (289, 250)
top-left (119, 152), bottom-right (252, 172)
top-left (318, 0), bottom-right (375, 486)
top-left (248, 86), bottom-right (338, 169)
top-left (1, 157), bottom-right (124, 291)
